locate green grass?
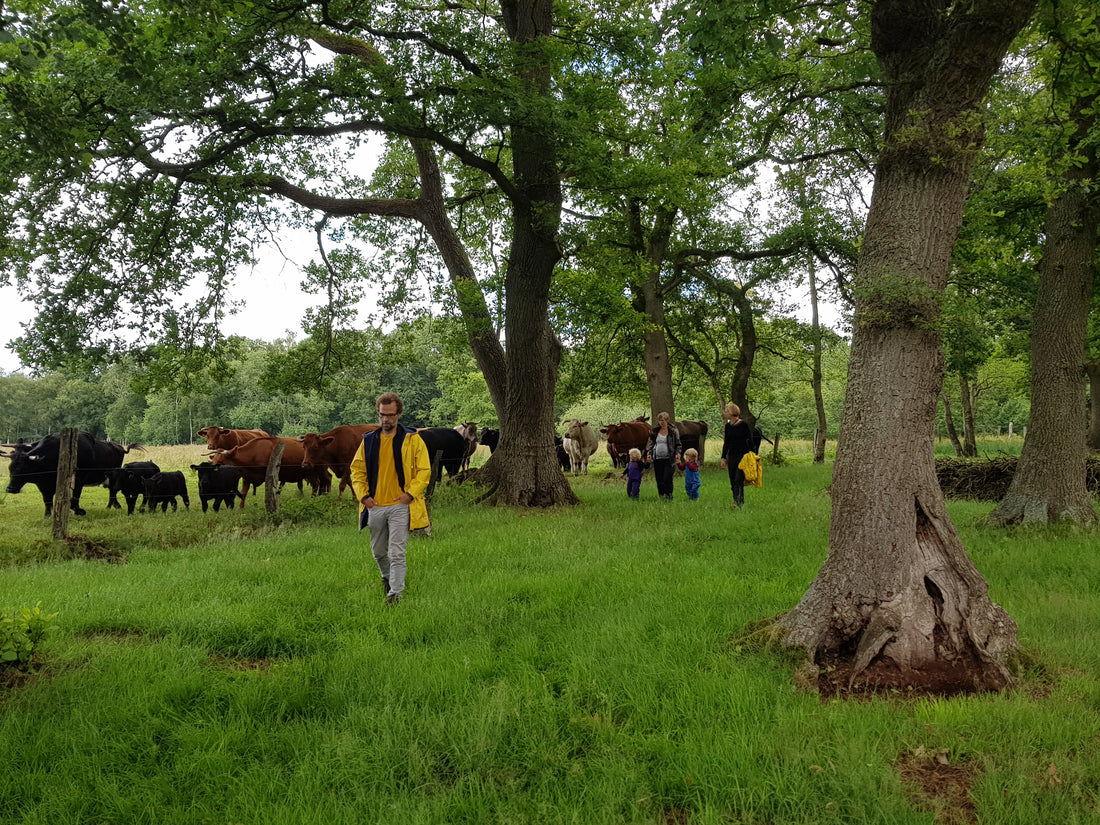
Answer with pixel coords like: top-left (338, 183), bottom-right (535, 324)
top-left (1, 445), bottom-right (1098, 823)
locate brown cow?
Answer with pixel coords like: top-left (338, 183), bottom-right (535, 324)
top-left (298, 424), bottom-right (379, 500)
top-left (674, 419), bottom-right (709, 464)
top-left (198, 427), bottom-right (271, 501)
top-left (197, 426), bottom-right (269, 450)
top-left (454, 422), bottom-right (479, 472)
top-left (600, 421), bottom-right (651, 469)
top-left (208, 436), bottom-right (324, 508)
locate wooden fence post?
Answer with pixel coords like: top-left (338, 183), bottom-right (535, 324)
top-left (265, 442), bottom-right (286, 513)
top-left (424, 450), bottom-right (444, 499)
top-left (52, 428), bottom-right (78, 540)
top-left (772, 433), bottom-right (781, 465)
top-left (415, 449), bottom-right (444, 538)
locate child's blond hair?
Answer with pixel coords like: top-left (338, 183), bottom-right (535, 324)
top-left (628, 448), bottom-right (642, 461)
top-left (684, 448), bottom-right (698, 461)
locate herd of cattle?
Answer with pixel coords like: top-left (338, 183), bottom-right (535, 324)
top-left (0, 417), bottom-right (709, 517)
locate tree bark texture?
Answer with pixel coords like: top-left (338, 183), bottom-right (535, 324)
top-left (51, 428), bottom-right (78, 540)
top-left (780, 0), bottom-right (1033, 692)
top-left (264, 441), bottom-right (286, 514)
top-left (991, 97), bottom-right (1099, 526)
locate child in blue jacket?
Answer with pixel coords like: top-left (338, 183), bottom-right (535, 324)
top-left (678, 448), bottom-right (701, 500)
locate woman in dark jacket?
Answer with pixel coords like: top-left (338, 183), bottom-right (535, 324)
top-left (720, 402), bottom-right (754, 509)
top-left (646, 411), bottom-right (682, 501)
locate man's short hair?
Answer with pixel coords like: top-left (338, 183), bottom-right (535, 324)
top-left (376, 392), bottom-right (404, 414)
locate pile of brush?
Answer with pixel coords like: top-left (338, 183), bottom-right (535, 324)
top-left (935, 457), bottom-right (1100, 500)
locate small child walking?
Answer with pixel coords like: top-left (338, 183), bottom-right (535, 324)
top-left (678, 448), bottom-right (701, 500)
top-left (624, 447), bottom-right (643, 500)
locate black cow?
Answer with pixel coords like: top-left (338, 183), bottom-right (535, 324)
top-left (1, 432), bottom-right (139, 516)
top-left (479, 427), bottom-right (500, 455)
top-left (553, 436), bottom-right (571, 472)
top-left (416, 427), bottom-right (468, 481)
top-left (674, 420), bottom-right (710, 465)
top-left (190, 462), bottom-right (243, 512)
top-left (104, 461), bottom-right (161, 514)
top-left (143, 471), bottom-right (190, 512)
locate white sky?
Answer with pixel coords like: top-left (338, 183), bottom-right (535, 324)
top-left (1, 257), bottom-right (847, 375)
top-left (0, 235), bottom-right (331, 374)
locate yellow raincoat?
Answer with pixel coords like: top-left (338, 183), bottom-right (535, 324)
top-left (350, 429), bottom-right (432, 531)
top-left (738, 451), bottom-right (762, 488)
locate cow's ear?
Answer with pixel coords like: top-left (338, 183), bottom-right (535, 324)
top-left (321, 436), bottom-right (335, 446)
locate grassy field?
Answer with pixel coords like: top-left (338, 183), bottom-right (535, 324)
top-left (1, 438), bottom-right (1097, 824)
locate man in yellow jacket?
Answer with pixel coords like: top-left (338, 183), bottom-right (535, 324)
top-left (349, 392), bottom-right (432, 605)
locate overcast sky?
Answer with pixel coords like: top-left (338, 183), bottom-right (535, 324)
top-left (0, 249), bottom-right (326, 375)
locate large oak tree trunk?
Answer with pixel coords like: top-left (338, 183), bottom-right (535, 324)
top-left (779, 0), bottom-right (1033, 693)
top-left (475, 0), bottom-right (578, 506)
top-left (990, 98), bottom-right (1099, 526)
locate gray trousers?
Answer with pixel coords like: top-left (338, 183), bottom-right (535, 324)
top-left (367, 503), bottom-right (410, 597)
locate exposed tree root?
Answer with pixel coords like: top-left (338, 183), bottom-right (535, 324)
top-left (470, 457), bottom-right (578, 507)
top-left (780, 496), bottom-right (1016, 697)
top-left (990, 493), bottom-right (1097, 527)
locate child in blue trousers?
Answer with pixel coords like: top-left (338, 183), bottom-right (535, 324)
top-left (678, 448), bottom-right (701, 500)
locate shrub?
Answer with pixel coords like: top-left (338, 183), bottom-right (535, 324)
top-left (1, 602), bottom-right (59, 669)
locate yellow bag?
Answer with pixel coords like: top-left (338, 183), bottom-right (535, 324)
top-left (738, 452), bottom-right (763, 487)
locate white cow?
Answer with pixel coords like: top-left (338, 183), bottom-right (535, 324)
top-left (563, 419), bottom-right (598, 475)
top-left (454, 421), bottom-right (479, 472)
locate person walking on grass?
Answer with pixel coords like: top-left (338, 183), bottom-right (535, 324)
top-left (646, 411), bottom-right (682, 502)
top-left (720, 402), bottom-right (753, 510)
top-left (350, 392), bottom-right (432, 605)
top-left (678, 447), bottom-right (701, 501)
top-left (624, 447), bottom-right (644, 500)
